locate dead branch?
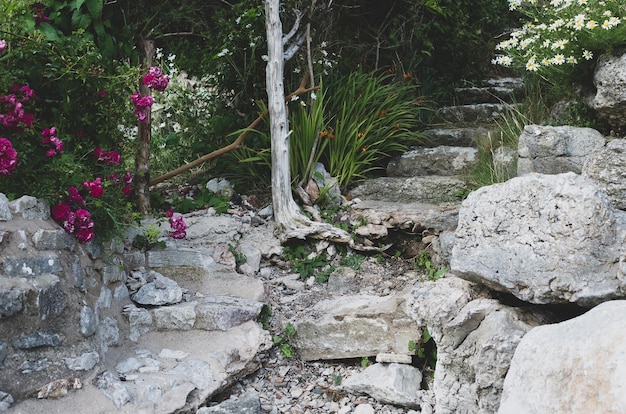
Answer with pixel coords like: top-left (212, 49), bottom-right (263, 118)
top-left (149, 74), bottom-right (317, 187)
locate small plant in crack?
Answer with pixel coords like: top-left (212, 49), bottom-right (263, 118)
top-left (273, 322), bottom-right (296, 358)
top-left (415, 251), bottom-right (446, 280)
top-left (415, 328), bottom-right (437, 390)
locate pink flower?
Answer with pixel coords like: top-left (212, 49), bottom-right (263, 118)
top-left (142, 67), bottom-right (169, 92)
top-left (74, 209), bottom-right (95, 243)
top-left (0, 137), bottom-right (18, 176)
top-left (0, 40), bottom-right (7, 53)
top-left (167, 209), bottom-right (187, 239)
top-left (66, 186), bottom-right (85, 206)
top-left (32, 2), bottom-right (50, 25)
top-left (83, 178), bottom-right (104, 198)
top-left (41, 126), bottom-right (64, 157)
top-left (51, 203), bottom-right (71, 221)
top-left (93, 147), bottom-right (121, 165)
top-left (0, 85), bottom-right (35, 131)
top-left (130, 93), bottom-right (154, 123)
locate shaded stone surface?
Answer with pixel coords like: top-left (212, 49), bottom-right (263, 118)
top-left (499, 301), bottom-right (626, 414)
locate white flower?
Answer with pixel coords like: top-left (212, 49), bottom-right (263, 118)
top-left (217, 48), bottom-right (229, 57)
top-left (167, 53), bottom-right (176, 62)
top-left (156, 48), bottom-right (164, 60)
top-left (261, 55), bottom-right (269, 62)
top-left (310, 92), bottom-right (317, 100)
top-left (291, 95), bottom-right (299, 101)
top-left (526, 59), bottom-right (540, 71)
top-left (582, 50), bottom-right (593, 60)
top-left (173, 122), bottom-right (182, 133)
top-left (586, 20), bottom-right (598, 29)
top-left (553, 54), bottom-right (565, 64)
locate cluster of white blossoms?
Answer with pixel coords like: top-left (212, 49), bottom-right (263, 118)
top-left (493, 0), bottom-right (624, 74)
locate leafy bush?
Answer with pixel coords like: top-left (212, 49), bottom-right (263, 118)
top-left (493, 0), bottom-right (626, 84)
top-left (0, 2), bottom-right (138, 241)
top-left (323, 72), bottom-right (428, 190)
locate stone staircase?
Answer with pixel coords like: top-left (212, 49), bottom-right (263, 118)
top-left (349, 77), bottom-right (524, 234)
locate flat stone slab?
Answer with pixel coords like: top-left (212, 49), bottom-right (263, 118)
top-left (349, 200), bottom-right (460, 231)
top-left (349, 176), bottom-right (468, 204)
top-left (291, 291), bottom-right (420, 361)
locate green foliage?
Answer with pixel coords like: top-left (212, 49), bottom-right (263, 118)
top-left (0, 4), bottom-right (139, 241)
top-left (322, 72), bottom-right (428, 191)
top-left (283, 243), bottom-right (336, 283)
top-left (339, 253), bottom-right (364, 271)
top-left (228, 243), bottom-right (248, 266)
top-left (258, 304), bottom-right (272, 331)
top-left (273, 322), bottom-right (297, 358)
top-left (416, 251), bottom-right (446, 280)
top-left (167, 188), bottom-right (230, 215)
top-left (133, 223), bottom-right (166, 251)
top-left (360, 356), bottom-right (370, 368)
top-left (493, 0), bottom-right (626, 84)
top-left (416, 328), bottom-right (437, 389)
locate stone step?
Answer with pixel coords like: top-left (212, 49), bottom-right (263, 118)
top-left (349, 176), bottom-right (469, 204)
top-left (422, 126), bottom-right (499, 147)
top-left (455, 77), bottom-right (524, 105)
top-left (387, 146), bottom-right (479, 177)
top-left (348, 200), bottom-right (460, 232)
top-left (9, 321), bottom-right (272, 414)
top-left (438, 102), bottom-right (522, 124)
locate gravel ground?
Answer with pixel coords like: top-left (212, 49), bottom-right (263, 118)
top-left (210, 251), bottom-right (430, 414)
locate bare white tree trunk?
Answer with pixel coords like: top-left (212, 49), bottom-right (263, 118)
top-left (265, 0), bottom-right (355, 245)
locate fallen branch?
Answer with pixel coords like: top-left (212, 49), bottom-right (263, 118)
top-left (149, 74), bottom-right (317, 187)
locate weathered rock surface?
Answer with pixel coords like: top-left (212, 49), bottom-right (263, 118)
top-left (410, 276), bottom-right (547, 414)
top-left (387, 146), bottom-right (479, 177)
top-left (499, 300), bottom-right (626, 414)
top-left (422, 126), bottom-right (496, 147)
top-left (341, 363), bottom-right (423, 408)
top-left (439, 103), bottom-right (520, 124)
top-left (590, 52), bottom-right (626, 127)
top-left (517, 124), bottom-right (606, 175)
top-left (583, 138), bottom-right (626, 210)
top-left (349, 176), bottom-right (468, 203)
top-left (451, 172), bottom-right (626, 305)
top-left (291, 290), bottom-right (420, 361)
top-left (348, 200), bottom-right (460, 232)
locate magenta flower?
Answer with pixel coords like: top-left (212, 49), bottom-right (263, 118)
top-left (130, 93), bottom-right (154, 123)
top-left (142, 67), bottom-right (170, 92)
top-left (41, 126), bottom-right (64, 157)
top-left (32, 2), bottom-right (50, 25)
top-left (74, 209), bottom-right (95, 243)
top-left (167, 209), bottom-right (187, 239)
top-left (0, 40), bottom-right (7, 53)
top-left (0, 137), bottom-right (18, 176)
top-left (93, 147), bottom-right (121, 165)
top-left (0, 85), bottom-right (35, 131)
top-left (83, 178), bottom-right (104, 198)
top-left (65, 186), bottom-right (86, 206)
top-left (51, 203), bottom-right (71, 221)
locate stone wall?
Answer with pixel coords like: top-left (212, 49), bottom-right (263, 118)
top-left (0, 194), bottom-right (142, 403)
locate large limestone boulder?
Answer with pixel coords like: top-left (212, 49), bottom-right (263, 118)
top-left (590, 52), bottom-right (626, 128)
top-left (517, 124), bottom-right (605, 175)
top-left (451, 172), bottom-right (626, 306)
top-left (291, 290), bottom-right (420, 361)
top-left (583, 138), bottom-right (626, 210)
top-left (409, 277), bottom-right (546, 414)
top-left (499, 301), bottom-right (626, 414)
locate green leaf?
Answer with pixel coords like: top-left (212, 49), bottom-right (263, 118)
top-left (86, 0), bottom-right (103, 18)
top-left (408, 340), bottom-right (417, 352)
top-left (38, 22), bottom-right (60, 41)
top-left (423, 328), bottom-right (432, 343)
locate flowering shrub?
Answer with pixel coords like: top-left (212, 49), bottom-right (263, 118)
top-left (41, 127), bottom-right (64, 157)
top-left (167, 209), bottom-right (187, 239)
top-left (0, 138), bottom-right (18, 176)
top-left (143, 66), bottom-right (170, 92)
top-left (493, 0), bottom-right (626, 80)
